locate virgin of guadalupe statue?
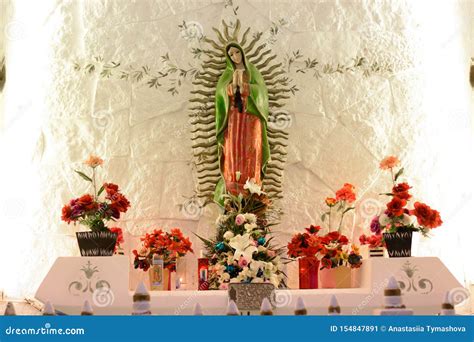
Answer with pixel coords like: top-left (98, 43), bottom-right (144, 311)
top-left (214, 43), bottom-right (271, 203)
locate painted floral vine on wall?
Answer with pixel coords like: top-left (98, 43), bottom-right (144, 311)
top-left (73, 0), bottom-right (396, 96)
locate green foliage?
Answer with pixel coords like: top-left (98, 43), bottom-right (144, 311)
top-left (75, 170), bottom-right (92, 182)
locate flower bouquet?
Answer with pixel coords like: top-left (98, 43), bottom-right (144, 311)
top-left (288, 183), bottom-right (362, 288)
top-left (287, 225), bottom-right (321, 289)
top-left (61, 155), bottom-right (130, 256)
top-left (198, 179), bottom-right (286, 290)
top-left (359, 233), bottom-right (385, 257)
top-left (369, 156), bottom-right (443, 257)
top-left (133, 228), bottom-right (193, 290)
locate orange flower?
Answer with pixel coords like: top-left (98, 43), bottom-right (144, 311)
top-left (325, 197), bottom-right (337, 207)
top-left (335, 183), bottom-right (356, 203)
top-left (411, 202), bottom-right (443, 229)
top-left (386, 196), bottom-right (406, 217)
top-left (379, 156), bottom-right (400, 170)
top-left (84, 155), bottom-right (104, 168)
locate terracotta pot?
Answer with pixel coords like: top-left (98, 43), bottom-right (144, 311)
top-left (298, 257), bottom-right (319, 289)
top-left (319, 266), bottom-right (352, 288)
top-left (76, 231), bottom-right (117, 257)
top-left (383, 230), bottom-right (413, 258)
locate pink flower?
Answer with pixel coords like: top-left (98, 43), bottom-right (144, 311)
top-left (235, 214), bottom-right (245, 226)
top-left (267, 250), bottom-right (276, 257)
top-left (379, 156), bottom-right (400, 170)
top-left (84, 155), bottom-right (104, 168)
top-left (238, 256), bottom-right (248, 268)
top-left (219, 283), bottom-right (229, 290)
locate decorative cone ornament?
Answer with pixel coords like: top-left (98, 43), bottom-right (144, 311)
top-left (226, 300), bottom-right (240, 316)
top-left (81, 300), bottom-right (93, 316)
top-left (328, 295), bottom-right (340, 315)
top-left (260, 297), bottom-right (273, 315)
top-left (132, 282), bottom-right (151, 315)
top-left (42, 301), bottom-right (56, 316)
top-left (440, 291), bottom-right (455, 316)
top-left (294, 297), bottom-right (307, 315)
top-left (4, 302), bottom-right (16, 316)
top-left (193, 303), bottom-right (204, 315)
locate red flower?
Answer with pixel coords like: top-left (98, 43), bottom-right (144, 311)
top-left (392, 182), bottom-right (412, 200)
top-left (325, 231), bottom-right (349, 245)
top-left (110, 227), bottom-right (124, 252)
top-left (287, 232), bottom-right (321, 258)
top-left (77, 194), bottom-right (97, 211)
top-left (386, 197), bottom-right (406, 217)
top-left (335, 183), bottom-right (356, 203)
top-left (321, 257), bottom-right (333, 269)
top-left (110, 227), bottom-right (124, 244)
top-left (134, 228), bottom-right (193, 272)
top-left (395, 191), bottom-right (411, 200)
top-left (411, 202), bottom-right (443, 229)
top-left (61, 205), bottom-right (74, 223)
top-left (359, 234), bottom-right (385, 248)
top-left (305, 225), bottom-right (321, 234)
top-left (111, 193), bottom-right (130, 213)
top-left (103, 183), bottom-right (119, 199)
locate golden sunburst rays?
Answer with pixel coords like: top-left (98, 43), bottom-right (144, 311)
top-left (190, 19), bottom-right (291, 202)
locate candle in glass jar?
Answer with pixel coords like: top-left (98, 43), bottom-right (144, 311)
top-left (198, 250), bottom-right (209, 290)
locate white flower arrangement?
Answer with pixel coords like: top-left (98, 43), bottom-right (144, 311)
top-left (228, 234), bottom-right (257, 261)
top-left (223, 231), bottom-right (234, 240)
top-left (243, 178), bottom-right (265, 195)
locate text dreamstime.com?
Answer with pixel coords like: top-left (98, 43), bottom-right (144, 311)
top-left (4, 323), bottom-right (85, 336)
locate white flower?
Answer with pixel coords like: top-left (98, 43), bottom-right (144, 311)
top-left (244, 223), bottom-right (258, 232)
top-left (264, 262), bottom-right (274, 271)
top-left (270, 274), bottom-right (280, 287)
top-left (252, 277), bottom-right (264, 283)
top-left (221, 273), bottom-right (230, 282)
top-left (249, 260), bottom-right (262, 272)
top-left (215, 215), bottom-right (228, 225)
top-left (257, 245), bottom-right (267, 253)
top-left (229, 234), bottom-right (258, 261)
top-left (223, 231), bottom-right (234, 240)
top-left (401, 214), bottom-right (415, 226)
top-left (244, 213), bottom-right (257, 224)
top-left (211, 264), bottom-right (225, 275)
top-left (379, 213), bottom-right (391, 226)
top-left (244, 178), bottom-right (265, 195)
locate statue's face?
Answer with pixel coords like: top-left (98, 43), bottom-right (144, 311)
top-left (228, 47), bottom-right (243, 65)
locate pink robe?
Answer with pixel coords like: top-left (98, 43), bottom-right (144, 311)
top-left (222, 82), bottom-right (263, 195)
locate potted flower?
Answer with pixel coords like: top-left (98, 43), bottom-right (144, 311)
top-left (318, 183), bottom-right (362, 288)
top-left (133, 228), bottom-right (193, 290)
top-left (61, 155), bottom-right (130, 256)
top-left (317, 231), bottom-right (362, 288)
top-left (289, 183), bottom-right (363, 289)
top-left (287, 225), bottom-right (321, 289)
top-left (198, 179), bottom-right (286, 290)
top-left (359, 233), bottom-right (385, 257)
top-left (373, 156), bottom-right (443, 257)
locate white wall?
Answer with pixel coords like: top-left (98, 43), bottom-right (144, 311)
top-left (0, 0), bottom-right (472, 297)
